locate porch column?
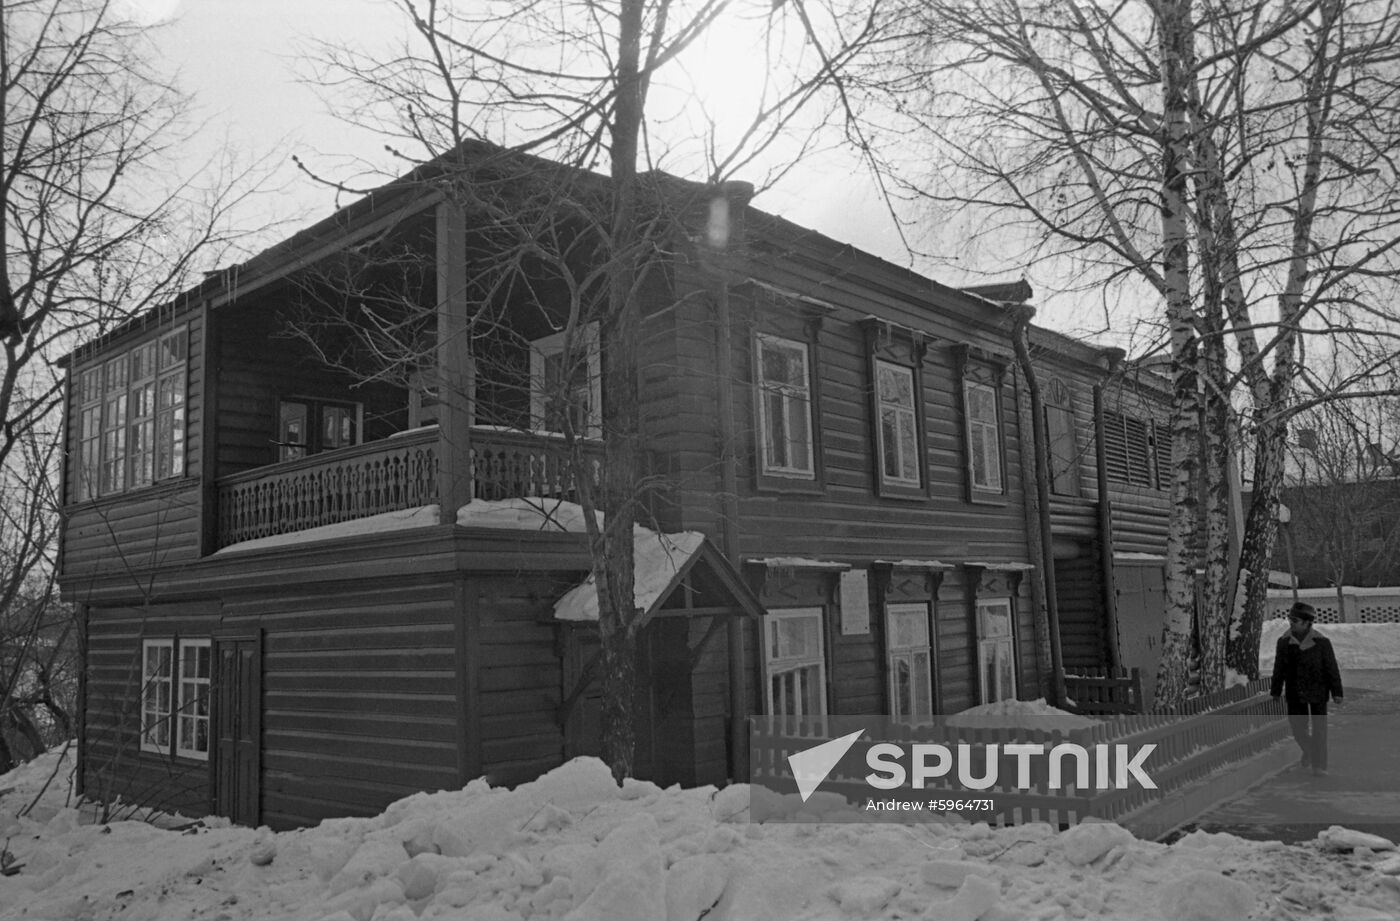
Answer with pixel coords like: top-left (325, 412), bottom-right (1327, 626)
top-left (436, 199), bottom-right (475, 524)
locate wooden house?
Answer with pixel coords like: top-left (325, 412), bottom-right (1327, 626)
top-left (57, 149), bottom-right (1175, 828)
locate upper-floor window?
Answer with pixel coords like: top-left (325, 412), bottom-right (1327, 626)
top-left (277, 398), bottom-right (361, 462)
top-left (77, 326), bottom-right (187, 500)
top-left (530, 323), bottom-right (601, 439)
top-left (887, 603), bottom-right (934, 722)
top-left (876, 361), bottom-right (922, 488)
top-left (756, 334), bottom-right (814, 478)
top-left (1045, 378), bottom-right (1080, 497)
top-left (1103, 410), bottom-right (1170, 489)
top-left (763, 607), bottom-right (826, 718)
top-left (964, 379), bottom-right (1003, 495)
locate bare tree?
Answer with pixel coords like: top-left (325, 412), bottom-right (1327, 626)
top-left (858, 0), bottom-right (1400, 704)
top-left (296, 0), bottom-right (876, 780)
top-left (2, 0), bottom-right (269, 767)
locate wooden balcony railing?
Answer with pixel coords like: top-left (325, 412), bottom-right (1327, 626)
top-left (215, 426), bottom-right (601, 548)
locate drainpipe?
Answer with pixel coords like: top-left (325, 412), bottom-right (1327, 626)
top-left (707, 181), bottom-right (753, 781)
top-left (1093, 383), bottom-right (1123, 671)
top-left (1009, 306), bottom-right (1066, 708)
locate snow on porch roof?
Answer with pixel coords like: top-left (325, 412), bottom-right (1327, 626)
top-left (453, 499), bottom-right (759, 623)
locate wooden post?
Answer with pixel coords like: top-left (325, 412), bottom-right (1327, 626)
top-left (436, 199), bottom-right (474, 524)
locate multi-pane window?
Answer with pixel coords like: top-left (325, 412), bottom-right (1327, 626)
top-left (763, 608), bottom-right (826, 718)
top-left (530, 323), bottom-right (601, 438)
top-left (76, 326), bottom-right (188, 499)
top-left (277, 399), bottom-right (361, 462)
top-left (876, 361), bottom-right (921, 486)
top-left (965, 381), bottom-right (1003, 492)
top-left (140, 640), bottom-right (174, 753)
top-left (141, 638), bottom-right (211, 761)
top-left (976, 599), bottom-right (1017, 704)
top-left (176, 640), bottom-right (211, 760)
top-left (757, 335), bottom-right (814, 477)
top-left (886, 603), bottom-right (933, 722)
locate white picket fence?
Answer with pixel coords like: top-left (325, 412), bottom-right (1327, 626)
top-left (1266, 587), bottom-right (1400, 624)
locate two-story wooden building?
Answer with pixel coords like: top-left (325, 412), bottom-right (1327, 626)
top-left (57, 147), bottom-right (1175, 828)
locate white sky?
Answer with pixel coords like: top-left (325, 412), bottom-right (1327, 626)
top-left (114, 0), bottom-right (1127, 334)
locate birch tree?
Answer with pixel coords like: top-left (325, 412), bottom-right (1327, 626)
top-left (300, 0), bottom-right (875, 780)
top-left (861, 0), bottom-right (1400, 704)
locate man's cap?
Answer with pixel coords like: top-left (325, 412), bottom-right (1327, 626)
top-left (1289, 601), bottom-right (1317, 621)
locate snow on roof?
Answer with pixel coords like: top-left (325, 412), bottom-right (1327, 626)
top-left (554, 528), bottom-right (706, 623)
top-left (944, 698), bottom-right (1101, 731)
top-left (1113, 552), bottom-right (1166, 564)
top-left (965, 561), bottom-right (1036, 571)
top-left (214, 505), bottom-right (441, 554)
top-left (746, 557), bottom-right (851, 571)
top-left (456, 497), bottom-right (600, 532)
top-left (874, 559), bottom-right (954, 570)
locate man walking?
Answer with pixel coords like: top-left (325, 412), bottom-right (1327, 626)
top-left (1270, 601), bottom-right (1344, 776)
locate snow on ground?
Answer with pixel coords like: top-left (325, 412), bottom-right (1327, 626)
top-left (944, 698), bottom-right (1101, 732)
top-left (1258, 620), bottom-right (1400, 672)
top-left (4, 753), bottom-right (1399, 921)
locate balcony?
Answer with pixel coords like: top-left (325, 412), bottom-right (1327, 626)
top-left (215, 427), bottom-right (601, 548)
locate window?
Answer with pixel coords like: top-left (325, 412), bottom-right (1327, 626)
top-left (964, 380), bottom-right (1003, 494)
top-left (176, 640), bottom-right (211, 760)
top-left (140, 640), bottom-right (173, 754)
top-left (976, 600), bottom-right (1017, 704)
top-left (763, 608), bottom-right (826, 718)
top-left (530, 323), bottom-right (601, 438)
top-left (876, 361), bottom-right (921, 488)
top-left (140, 638), bottom-right (211, 761)
top-left (1045, 378), bottom-right (1080, 497)
top-left (887, 603), bottom-right (933, 722)
top-left (756, 335), bottom-right (814, 477)
top-left (277, 398), bottom-right (361, 462)
top-left (75, 326), bottom-right (188, 500)
top-left (1102, 411), bottom-right (1169, 489)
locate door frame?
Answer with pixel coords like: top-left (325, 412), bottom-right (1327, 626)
top-left (211, 630), bottom-right (262, 825)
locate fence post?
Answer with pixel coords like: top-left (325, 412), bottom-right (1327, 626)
top-left (1342, 589), bottom-right (1360, 624)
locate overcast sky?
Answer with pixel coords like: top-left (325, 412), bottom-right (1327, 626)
top-left (121, 0), bottom-right (1118, 344)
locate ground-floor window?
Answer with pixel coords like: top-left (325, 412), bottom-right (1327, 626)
top-left (140, 637), bottom-right (211, 761)
top-left (976, 599), bottom-right (1017, 704)
top-left (887, 603), bottom-right (933, 722)
top-left (763, 607), bottom-right (827, 718)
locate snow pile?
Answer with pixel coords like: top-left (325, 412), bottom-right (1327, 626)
top-left (4, 756), bottom-right (1400, 920)
top-left (1258, 620), bottom-right (1400, 672)
top-left (456, 499), bottom-right (708, 622)
top-left (945, 697), bottom-right (1101, 731)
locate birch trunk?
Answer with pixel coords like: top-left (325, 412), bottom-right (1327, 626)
top-left (1154, 0), bottom-right (1201, 711)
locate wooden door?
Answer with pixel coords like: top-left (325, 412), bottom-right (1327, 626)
top-left (213, 634), bottom-right (261, 826)
top-left (1113, 565), bottom-right (1165, 709)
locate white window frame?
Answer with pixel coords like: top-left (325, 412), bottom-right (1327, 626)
top-left (175, 639), bottom-right (212, 761)
top-left (530, 322), bottom-right (602, 439)
top-left (756, 334), bottom-right (815, 478)
top-left (965, 380), bottom-right (1003, 492)
top-left (976, 599), bottom-right (1017, 704)
top-left (762, 607), bottom-right (827, 718)
top-left (886, 603), bottom-right (934, 723)
top-left (73, 325), bottom-right (188, 499)
top-left (875, 360), bottom-right (921, 487)
top-left (140, 639), bottom-right (174, 755)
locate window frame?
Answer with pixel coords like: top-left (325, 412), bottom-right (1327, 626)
top-left (275, 397), bottom-right (364, 462)
top-left (71, 324), bottom-right (189, 501)
top-left (963, 378), bottom-right (1005, 498)
top-left (860, 320), bottom-right (932, 501)
top-left (755, 333), bottom-right (817, 481)
top-left (975, 598), bottom-right (1018, 705)
top-left (761, 607), bottom-right (828, 718)
top-left (529, 322), bottom-right (602, 440)
top-left (886, 602), bottom-right (935, 723)
top-left (141, 636), bottom-right (212, 762)
top-left (1044, 377), bottom-right (1081, 497)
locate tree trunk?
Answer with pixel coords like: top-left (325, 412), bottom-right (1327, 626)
top-left (1153, 0), bottom-right (1202, 711)
top-left (596, 0), bottom-right (646, 785)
